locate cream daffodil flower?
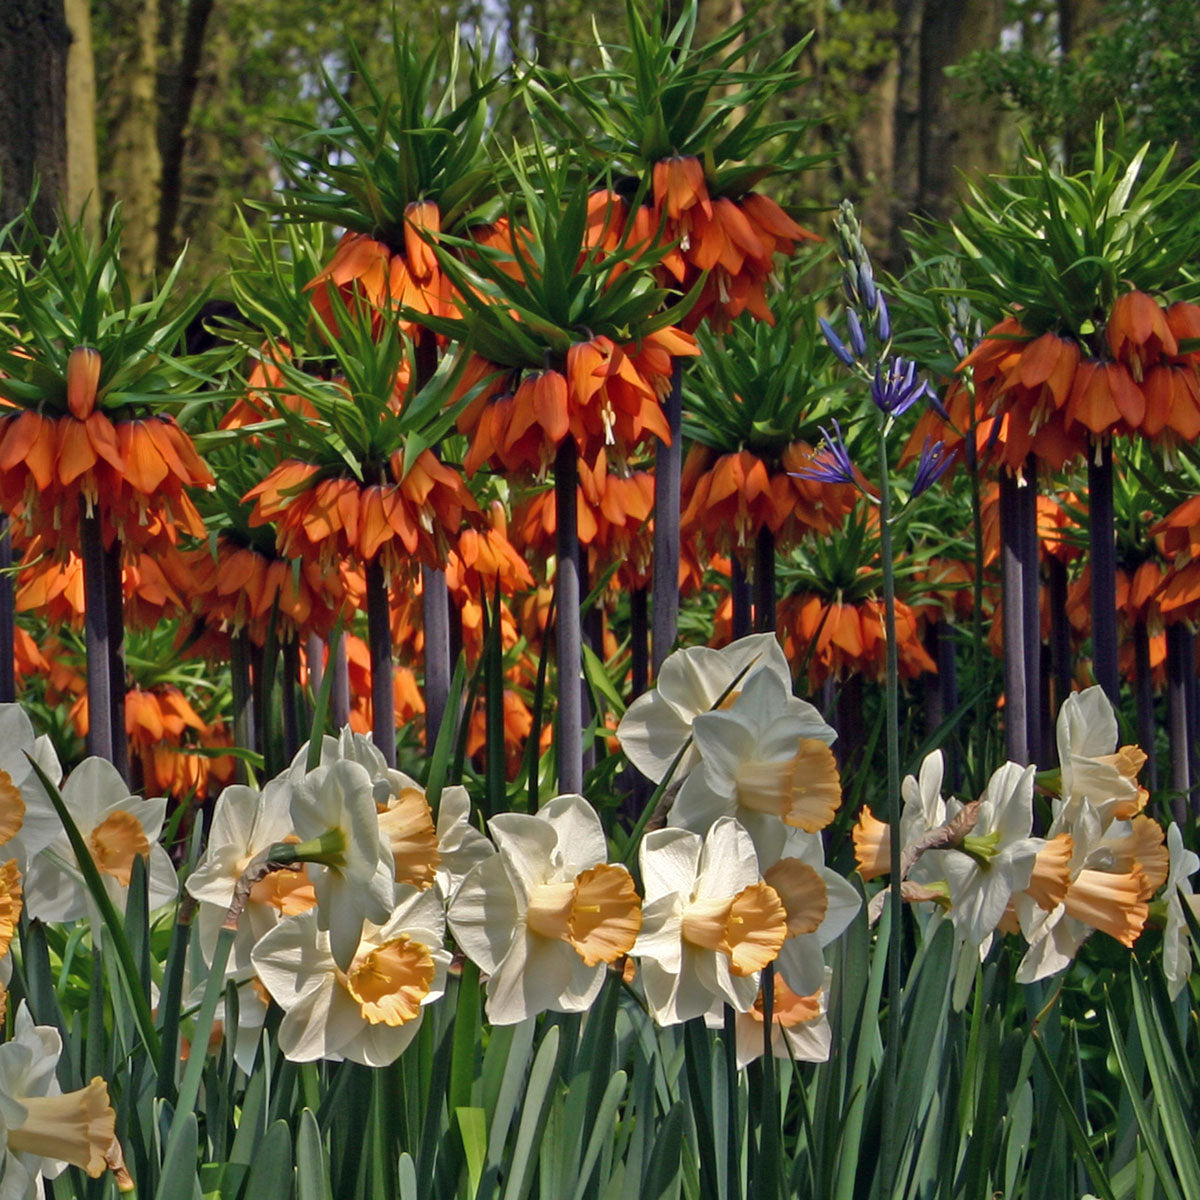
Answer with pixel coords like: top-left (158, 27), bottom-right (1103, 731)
top-left (633, 817), bottom-right (787, 1026)
top-left (434, 785), bottom-right (494, 900)
top-left (720, 967), bottom-right (833, 1070)
top-left (617, 633), bottom-right (795, 784)
top-left (1056, 687), bottom-right (1146, 821)
top-left (252, 887), bottom-right (450, 1067)
top-left (933, 762), bottom-right (1042, 948)
top-left (667, 669), bottom-right (840, 858)
top-left (446, 794), bottom-right (641, 1026)
top-left (23, 757), bottom-right (177, 924)
top-left (0, 703), bottom-right (65, 871)
top-left (1162, 823), bottom-right (1199, 999)
top-left (289, 759), bottom-right (396, 971)
top-left (0, 1003), bottom-right (116, 1198)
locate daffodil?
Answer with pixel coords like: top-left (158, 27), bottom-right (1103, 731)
top-left (1162, 823), bottom-right (1199, 999)
top-left (758, 827), bottom-right (860, 997)
top-left (1056, 687), bottom-right (1146, 821)
top-left (434, 785), bottom-right (494, 900)
top-left (723, 967), bottom-right (832, 1070)
top-left (0, 1003), bottom-right (116, 1198)
top-left (252, 886), bottom-right (450, 1067)
top-left (289, 760), bottom-right (396, 971)
top-left (933, 762), bottom-right (1042, 948)
top-left (616, 633), bottom-right (796, 784)
top-left (633, 817), bottom-right (787, 1026)
top-left (446, 794), bottom-right (641, 1025)
top-left (0, 703), bottom-right (64, 871)
top-left (22, 757), bottom-right (177, 924)
top-left (668, 669), bottom-right (840, 859)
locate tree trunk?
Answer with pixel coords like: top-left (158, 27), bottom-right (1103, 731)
top-left (64, 0), bottom-right (99, 235)
top-left (101, 0), bottom-right (161, 287)
top-left (0, 0), bottom-right (71, 233)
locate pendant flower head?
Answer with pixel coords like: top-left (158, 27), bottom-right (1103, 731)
top-left (446, 794), bottom-right (641, 1025)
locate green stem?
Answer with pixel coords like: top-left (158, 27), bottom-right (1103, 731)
top-left (877, 424), bottom-right (903, 1193)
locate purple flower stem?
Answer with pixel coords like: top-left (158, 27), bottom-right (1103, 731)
top-left (753, 525), bottom-right (776, 633)
top-left (229, 630), bottom-right (255, 784)
top-left (1046, 556), bottom-right (1073, 741)
top-left (555, 437), bottom-right (584, 794)
top-left (281, 636), bottom-right (301, 761)
top-left (630, 587), bottom-right (649, 700)
top-left (81, 512), bottom-right (114, 763)
top-left (306, 632), bottom-right (324, 701)
top-left (103, 537), bottom-right (130, 783)
top-left (731, 552), bottom-right (752, 639)
top-left (422, 565), bottom-right (452, 755)
top-left (0, 517), bottom-right (13, 702)
top-left (999, 471), bottom-right (1029, 764)
top-left (1166, 620), bottom-right (1190, 823)
top-left (365, 557), bottom-right (396, 767)
top-left (1088, 440), bottom-right (1119, 704)
top-left (1133, 619), bottom-right (1157, 793)
top-left (1017, 458), bottom-right (1043, 766)
top-left (331, 633), bottom-right (350, 730)
top-left (652, 361), bottom-right (683, 673)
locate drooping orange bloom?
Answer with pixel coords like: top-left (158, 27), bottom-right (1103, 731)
top-left (245, 448), bottom-right (477, 577)
top-left (220, 342), bottom-right (318, 433)
top-left (680, 441), bottom-right (859, 559)
top-left (466, 687), bottom-right (535, 780)
top-left (778, 592), bottom-right (937, 689)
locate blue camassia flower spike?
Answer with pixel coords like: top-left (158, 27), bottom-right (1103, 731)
top-left (871, 357), bottom-right (929, 418)
top-left (819, 317), bottom-right (856, 367)
top-left (911, 436), bottom-right (958, 497)
top-left (795, 419), bottom-right (857, 486)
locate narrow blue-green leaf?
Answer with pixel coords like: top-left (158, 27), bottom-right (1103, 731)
top-left (502, 1024), bottom-right (561, 1200)
top-left (154, 1110), bottom-right (201, 1200)
top-left (570, 1072), bottom-right (628, 1200)
top-left (244, 1119), bottom-right (295, 1200)
top-left (457, 1107), bottom-right (488, 1196)
top-left (641, 1102), bottom-right (685, 1200)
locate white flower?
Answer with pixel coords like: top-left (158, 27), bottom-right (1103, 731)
top-left (187, 776), bottom-right (306, 979)
top-left (290, 760), bottom-right (396, 971)
top-left (23, 758), bottom-right (178, 924)
top-left (0, 703), bottom-right (64, 871)
top-left (668, 669), bottom-right (840, 858)
top-left (617, 634), bottom-right (795, 783)
top-left (252, 887), bottom-right (451, 1067)
top-left (1163, 823), bottom-right (1200, 999)
top-left (434, 785), bottom-right (494, 900)
top-left (446, 794), bottom-right (641, 1025)
top-left (0, 1003), bottom-right (115, 1198)
top-left (722, 967), bottom-right (833, 1070)
top-left (1056, 687), bottom-right (1145, 821)
top-left (934, 762), bottom-right (1041, 947)
top-left (633, 817), bottom-right (787, 1025)
top-left (758, 827), bottom-right (860, 997)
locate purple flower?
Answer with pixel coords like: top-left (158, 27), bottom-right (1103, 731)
top-left (875, 294), bottom-right (891, 344)
top-left (846, 310), bottom-right (868, 359)
top-left (819, 317), bottom-right (856, 367)
top-left (911, 437), bottom-right (957, 497)
top-left (794, 420), bottom-right (856, 486)
top-left (871, 357), bottom-right (929, 417)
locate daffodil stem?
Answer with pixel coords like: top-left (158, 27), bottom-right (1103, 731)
top-left (423, 565), bottom-right (452, 755)
top-left (365, 557), bottom-right (396, 768)
top-left (1167, 621), bottom-right (1190, 823)
top-left (877, 429), bottom-right (903, 1194)
top-left (1088, 439), bottom-right (1119, 704)
top-left (753, 525), bottom-right (776, 633)
top-left (652, 360), bottom-right (683, 673)
top-left (999, 470), bottom-right (1029, 764)
top-left (0, 516), bottom-right (13, 703)
top-left (555, 437), bottom-right (584, 794)
top-left (103, 537), bottom-right (129, 783)
top-left (80, 511), bottom-right (114, 763)
top-left (1133, 619), bottom-right (1157, 793)
top-left (731, 553), bottom-right (752, 639)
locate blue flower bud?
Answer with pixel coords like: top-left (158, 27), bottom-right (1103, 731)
top-left (819, 317), bottom-right (856, 367)
top-left (875, 294), bottom-right (891, 344)
top-left (846, 310), bottom-right (868, 359)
